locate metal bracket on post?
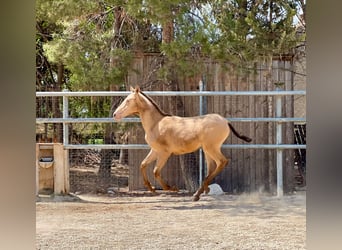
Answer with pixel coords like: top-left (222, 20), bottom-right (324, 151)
top-left (275, 87), bottom-right (283, 197)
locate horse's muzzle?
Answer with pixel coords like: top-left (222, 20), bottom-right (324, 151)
top-left (113, 112), bottom-right (122, 120)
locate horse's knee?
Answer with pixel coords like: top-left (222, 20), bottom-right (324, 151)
top-left (140, 160), bottom-right (148, 169)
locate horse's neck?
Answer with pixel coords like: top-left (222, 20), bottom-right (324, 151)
top-left (139, 97), bottom-right (164, 132)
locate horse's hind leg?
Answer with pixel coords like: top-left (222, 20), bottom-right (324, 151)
top-left (203, 152), bottom-right (216, 194)
top-left (193, 147), bottom-right (228, 201)
top-left (140, 150), bottom-right (158, 192)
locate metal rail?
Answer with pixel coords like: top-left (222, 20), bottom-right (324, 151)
top-left (36, 89), bottom-right (306, 196)
top-left (36, 117), bottom-right (306, 123)
top-left (64, 144), bottom-right (306, 150)
top-left (36, 90), bottom-right (306, 97)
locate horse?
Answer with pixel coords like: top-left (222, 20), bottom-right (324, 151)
top-left (113, 86), bottom-right (252, 201)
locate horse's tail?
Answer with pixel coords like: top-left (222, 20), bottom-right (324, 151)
top-left (228, 123), bottom-right (252, 142)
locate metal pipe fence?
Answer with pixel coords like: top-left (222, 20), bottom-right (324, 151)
top-left (36, 89), bottom-right (306, 196)
top-left (36, 90), bottom-right (306, 97)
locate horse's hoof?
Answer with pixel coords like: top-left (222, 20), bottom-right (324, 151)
top-left (170, 186), bottom-right (179, 192)
top-left (163, 185), bottom-right (179, 192)
top-left (148, 186), bottom-right (156, 193)
top-left (192, 195), bottom-right (200, 202)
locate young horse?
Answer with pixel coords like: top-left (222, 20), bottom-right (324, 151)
top-left (113, 86), bottom-right (252, 201)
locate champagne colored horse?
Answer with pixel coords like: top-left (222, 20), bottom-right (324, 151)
top-left (113, 86), bottom-right (252, 201)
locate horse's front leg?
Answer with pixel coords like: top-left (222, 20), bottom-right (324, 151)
top-left (153, 153), bottom-right (178, 191)
top-left (140, 150), bottom-right (158, 192)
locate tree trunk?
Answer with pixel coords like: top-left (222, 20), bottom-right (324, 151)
top-left (97, 7), bottom-right (125, 191)
top-left (97, 129), bottom-right (115, 192)
top-left (52, 63), bottom-right (63, 142)
top-left (162, 20), bottom-right (174, 44)
top-left (162, 16), bottom-right (199, 192)
top-left (170, 81), bottom-right (199, 192)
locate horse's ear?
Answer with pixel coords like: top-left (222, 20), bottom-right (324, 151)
top-left (130, 86), bottom-right (135, 92)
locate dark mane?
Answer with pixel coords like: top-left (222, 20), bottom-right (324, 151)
top-left (139, 91), bottom-right (172, 117)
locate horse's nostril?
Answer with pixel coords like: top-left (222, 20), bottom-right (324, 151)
top-left (113, 112), bottom-right (121, 120)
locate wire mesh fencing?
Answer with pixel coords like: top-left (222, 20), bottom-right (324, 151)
top-left (69, 148), bottom-right (129, 194)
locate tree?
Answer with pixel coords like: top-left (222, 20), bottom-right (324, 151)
top-left (36, 20), bottom-right (66, 142)
top-left (37, 0), bottom-right (134, 190)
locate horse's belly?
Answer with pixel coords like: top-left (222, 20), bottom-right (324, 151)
top-left (170, 141), bottom-right (201, 155)
top-left (147, 139), bottom-right (199, 155)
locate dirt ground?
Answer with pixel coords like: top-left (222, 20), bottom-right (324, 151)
top-left (36, 190), bottom-right (306, 250)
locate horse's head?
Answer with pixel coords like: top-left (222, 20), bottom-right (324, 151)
top-left (113, 86), bottom-right (141, 120)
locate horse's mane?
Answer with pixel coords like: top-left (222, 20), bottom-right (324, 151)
top-left (139, 91), bottom-right (172, 117)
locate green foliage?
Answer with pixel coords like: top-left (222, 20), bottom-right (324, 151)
top-left (37, 0), bottom-right (304, 88)
top-left (69, 96), bottom-right (112, 118)
top-left (36, 0), bottom-right (98, 23)
top-left (210, 0), bottom-right (301, 66)
top-left (38, 0), bottom-right (134, 91)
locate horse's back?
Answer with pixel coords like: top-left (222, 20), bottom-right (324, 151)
top-left (161, 113), bottom-right (227, 133)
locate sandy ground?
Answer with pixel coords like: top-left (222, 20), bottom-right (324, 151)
top-left (36, 190), bottom-right (306, 250)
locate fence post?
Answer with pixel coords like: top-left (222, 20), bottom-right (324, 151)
top-left (62, 89), bottom-right (69, 145)
top-left (276, 87), bottom-right (283, 197)
top-left (198, 79), bottom-right (207, 186)
top-left (62, 89), bottom-right (70, 192)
